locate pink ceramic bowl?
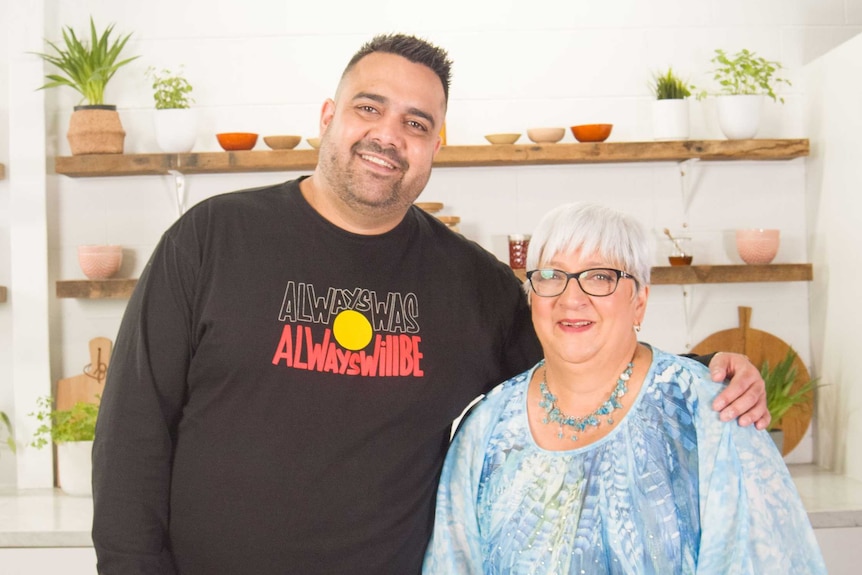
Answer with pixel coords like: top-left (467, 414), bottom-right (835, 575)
top-left (735, 229), bottom-right (779, 264)
top-left (78, 245), bottom-right (123, 279)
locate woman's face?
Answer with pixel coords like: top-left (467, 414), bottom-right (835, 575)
top-left (530, 249), bottom-right (649, 368)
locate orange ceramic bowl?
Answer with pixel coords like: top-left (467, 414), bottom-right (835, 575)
top-left (571, 124), bottom-right (613, 143)
top-left (216, 132), bottom-right (258, 151)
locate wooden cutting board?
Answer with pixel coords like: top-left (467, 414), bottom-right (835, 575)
top-left (56, 337), bottom-right (112, 411)
top-left (691, 306), bottom-right (812, 455)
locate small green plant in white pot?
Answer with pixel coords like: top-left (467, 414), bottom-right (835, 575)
top-left (31, 397), bottom-right (99, 496)
top-left (650, 67), bottom-right (692, 141)
top-left (146, 66), bottom-right (197, 153)
top-left (698, 48), bottom-right (791, 140)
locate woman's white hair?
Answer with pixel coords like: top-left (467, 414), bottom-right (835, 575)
top-left (523, 202), bottom-right (653, 297)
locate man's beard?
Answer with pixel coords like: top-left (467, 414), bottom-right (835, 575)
top-left (320, 139), bottom-right (425, 215)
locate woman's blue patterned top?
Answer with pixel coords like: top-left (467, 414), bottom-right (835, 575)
top-left (423, 347), bottom-right (826, 574)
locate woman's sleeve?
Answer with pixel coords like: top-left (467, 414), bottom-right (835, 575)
top-left (422, 402), bottom-right (490, 574)
top-left (692, 376), bottom-right (827, 574)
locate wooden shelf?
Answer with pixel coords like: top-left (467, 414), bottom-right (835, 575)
top-left (52, 139), bottom-right (809, 177)
top-left (513, 264), bottom-right (813, 285)
top-left (58, 264), bottom-right (812, 300)
top-left (0, 286), bottom-right (6, 303)
top-left (56, 279), bottom-right (137, 299)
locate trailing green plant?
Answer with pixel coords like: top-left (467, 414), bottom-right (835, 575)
top-left (761, 349), bottom-right (820, 431)
top-left (30, 396), bottom-right (99, 448)
top-left (697, 48), bottom-right (790, 102)
top-left (146, 66), bottom-right (195, 109)
top-left (0, 410), bottom-right (15, 456)
top-left (32, 16), bottom-right (139, 105)
top-left (651, 68), bottom-right (692, 100)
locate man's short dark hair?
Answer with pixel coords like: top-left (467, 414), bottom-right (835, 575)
top-left (343, 33), bottom-right (453, 103)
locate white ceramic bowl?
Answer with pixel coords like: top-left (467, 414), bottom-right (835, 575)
top-left (527, 127), bottom-right (565, 144)
top-left (78, 245), bottom-right (123, 279)
top-left (735, 229), bottom-right (779, 264)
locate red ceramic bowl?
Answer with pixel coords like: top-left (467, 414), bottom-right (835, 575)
top-left (216, 132), bottom-right (258, 151)
top-left (571, 124), bottom-right (613, 143)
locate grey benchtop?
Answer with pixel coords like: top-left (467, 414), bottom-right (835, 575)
top-left (1, 464), bottom-right (860, 548)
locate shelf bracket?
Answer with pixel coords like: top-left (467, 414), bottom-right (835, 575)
top-left (677, 158), bottom-right (700, 220)
top-left (168, 169), bottom-right (187, 217)
top-left (681, 285), bottom-right (693, 351)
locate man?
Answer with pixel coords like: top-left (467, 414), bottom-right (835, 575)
top-left (93, 34), bottom-right (769, 575)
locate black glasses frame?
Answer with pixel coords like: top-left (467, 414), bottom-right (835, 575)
top-left (526, 267), bottom-right (636, 298)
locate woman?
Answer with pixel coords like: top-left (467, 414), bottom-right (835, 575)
top-left (423, 203), bottom-right (825, 574)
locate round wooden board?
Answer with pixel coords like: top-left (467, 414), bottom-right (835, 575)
top-left (691, 306), bottom-right (812, 455)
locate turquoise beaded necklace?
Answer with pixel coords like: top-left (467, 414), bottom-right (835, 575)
top-left (538, 354), bottom-right (635, 441)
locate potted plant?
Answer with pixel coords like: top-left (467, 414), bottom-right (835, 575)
top-left (697, 48), bottom-right (791, 140)
top-left (30, 396), bottom-right (99, 496)
top-left (761, 348), bottom-right (819, 454)
top-left (33, 16), bottom-right (139, 155)
top-left (146, 66), bottom-right (198, 153)
top-left (650, 67), bottom-right (692, 141)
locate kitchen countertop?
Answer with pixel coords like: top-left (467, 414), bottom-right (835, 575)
top-left (1, 464), bottom-right (861, 548)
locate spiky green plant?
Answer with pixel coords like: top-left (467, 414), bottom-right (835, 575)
top-left (700, 48), bottom-right (790, 103)
top-left (30, 396), bottom-right (99, 448)
top-left (651, 68), bottom-right (692, 100)
top-left (33, 17), bottom-right (139, 105)
top-left (0, 410), bottom-right (15, 456)
top-left (146, 66), bottom-right (195, 109)
top-left (761, 349), bottom-right (820, 431)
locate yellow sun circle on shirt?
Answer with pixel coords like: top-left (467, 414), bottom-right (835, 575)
top-left (333, 309), bottom-right (373, 351)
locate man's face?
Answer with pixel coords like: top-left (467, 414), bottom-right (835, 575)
top-left (316, 52), bottom-right (446, 224)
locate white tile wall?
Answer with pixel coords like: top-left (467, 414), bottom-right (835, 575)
top-left (3, 0), bottom-right (861, 484)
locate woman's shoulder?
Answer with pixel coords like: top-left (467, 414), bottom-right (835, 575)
top-left (650, 347), bottom-right (720, 392)
top-left (452, 365), bottom-right (535, 440)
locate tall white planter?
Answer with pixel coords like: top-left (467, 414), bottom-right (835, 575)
top-left (716, 94), bottom-right (763, 140)
top-left (153, 108), bottom-right (197, 153)
top-left (652, 99), bottom-right (690, 140)
top-left (56, 440), bottom-right (93, 496)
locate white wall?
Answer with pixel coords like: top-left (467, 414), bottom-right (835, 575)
top-left (4, 0), bottom-right (862, 486)
top-left (804, 32), bottom-right (862, 482)
top-left (0, 0), bottom-right (14, 485)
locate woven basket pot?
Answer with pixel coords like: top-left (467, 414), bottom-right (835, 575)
top-left (67, 105), bottom-right (126, 155)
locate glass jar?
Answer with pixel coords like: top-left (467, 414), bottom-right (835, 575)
top-left (508, 234), bottom-right (531, 269)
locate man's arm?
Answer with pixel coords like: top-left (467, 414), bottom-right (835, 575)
top-left (690, 352), bottom-right (769, 429)
top-left (92, 231), bottom-right (195, 575)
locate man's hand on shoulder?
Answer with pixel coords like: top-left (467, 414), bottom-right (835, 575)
top-left (708, 352), bottom-right (770, 430)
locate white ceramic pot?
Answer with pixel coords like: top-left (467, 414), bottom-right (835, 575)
top-left (153, 108), bottom-right (197, 153)
top-left (716, 94), bottom-right (763, 140)
top-left (56, 440), bottom-right (93, 496)
top-left (652, 99), bottom-right (690, 141)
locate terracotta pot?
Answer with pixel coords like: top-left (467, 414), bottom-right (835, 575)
top-left (67, 105), bottom-right (126, 155)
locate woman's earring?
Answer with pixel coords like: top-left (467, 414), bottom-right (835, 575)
top-left (633, 323), bottom-right (641, 333)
